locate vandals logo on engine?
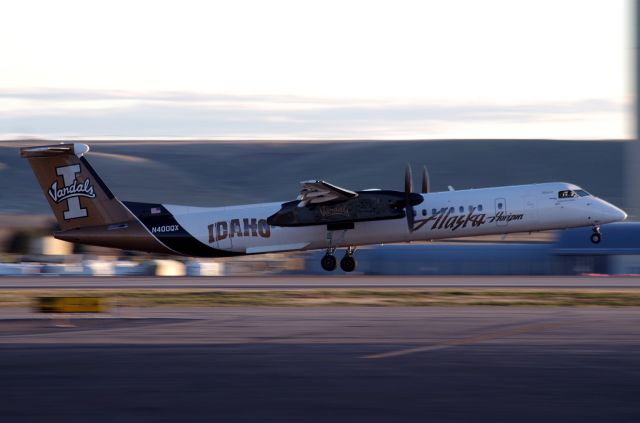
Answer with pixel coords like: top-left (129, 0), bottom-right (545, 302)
top-left (319, 204), bottom-right (350, 217)
top-left (48, 164), bottom-right (96, 219)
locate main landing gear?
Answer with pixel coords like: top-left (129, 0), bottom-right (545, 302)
top-left (590, 226), bottom-right (601, 244)
top-left (321, 247), bottom-right (357, 272)
top-left (340, 247), bottom-right (357, 272)
top-left (321, 252), bottom-right (337, 271)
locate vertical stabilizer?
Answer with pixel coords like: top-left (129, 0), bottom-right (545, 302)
top-left (20, 143), bottom-right (133, 231)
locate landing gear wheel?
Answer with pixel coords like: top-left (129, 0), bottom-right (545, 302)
top-left (340, 254), bottom-right (357, 272)
top-left (590, 226), bottom-right (601, 244)
top-left (321, 254), bottom-right (337, 271)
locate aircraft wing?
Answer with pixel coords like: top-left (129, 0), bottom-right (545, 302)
top-left (297, 180), bottom-right (358, 207)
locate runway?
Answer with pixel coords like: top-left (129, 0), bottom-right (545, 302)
top-left (1, 306), bottom-right (640, 422)
top-left (2, 274), bottom-right (640, 289)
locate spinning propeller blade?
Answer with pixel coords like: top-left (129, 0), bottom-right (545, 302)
top-left (421, 165), bottom-right (430, 194)
top-left (405, 164), bottom-right (415, 231)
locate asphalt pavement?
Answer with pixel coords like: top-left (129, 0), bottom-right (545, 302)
top-left (1, 306), bottom-right (640, 422)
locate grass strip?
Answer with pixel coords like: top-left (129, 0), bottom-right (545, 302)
top-left (2, 288), bottom-right (640, 308)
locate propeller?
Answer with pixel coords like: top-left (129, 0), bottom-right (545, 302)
top-left (404, 164), bottom-right (429, 231)
top-left (405, 164), bottom-right (415, 231)
top-left (421, 165), bottom-right (430, 193)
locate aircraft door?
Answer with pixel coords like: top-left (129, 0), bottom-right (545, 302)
top-left (494, 198), bottom-right (507, 226)
top-left (524, 195), bottom-right (538, 225)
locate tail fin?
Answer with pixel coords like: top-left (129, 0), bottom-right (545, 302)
top-left (21, 143), bottom-right (133, 231)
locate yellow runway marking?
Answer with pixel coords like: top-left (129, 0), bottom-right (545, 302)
top-left (363, 320), bottom-right (577, 359)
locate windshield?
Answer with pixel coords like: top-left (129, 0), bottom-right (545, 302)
top-left (558, 190), bottom-right (576, 199)
top-left (558, 189), bottom-right (590, 198)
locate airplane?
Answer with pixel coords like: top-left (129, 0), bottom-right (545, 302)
top-left (21, 143), bottom-right (628, 272)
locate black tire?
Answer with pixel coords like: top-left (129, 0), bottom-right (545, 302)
top-left (340, 255), bottom-right (357, 272)
top-left (321, 254), bottom-right (337, 271)
top-left (590, 233), bottom-right (601, 244)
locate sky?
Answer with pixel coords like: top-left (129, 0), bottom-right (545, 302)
top-left (0, 0), bottom-right (632, 140)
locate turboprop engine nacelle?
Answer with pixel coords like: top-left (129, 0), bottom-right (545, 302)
top-left (267, 190), bottom-right (423, 227)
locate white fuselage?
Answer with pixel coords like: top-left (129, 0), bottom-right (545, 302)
top-left (162, 182), bottom-right (627, 255)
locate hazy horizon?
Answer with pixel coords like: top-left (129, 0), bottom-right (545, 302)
top-left (0, 1), bottom-right (631, 140)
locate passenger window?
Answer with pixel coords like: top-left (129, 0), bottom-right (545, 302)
top-left (478, 204), bottom-right (483, 212)
top-left (468, 205), bottom-right (473, 213)
top-left (558, 190), bottom-right (576, 199)
top-left (459, 206), bottom-right (464, 213)
top-left (449, 207), bottom-right (454, 213)
top-left (422, 209), bottom-right (427, 216)
top-left (498, 202), bottom-right (503, 210)
top-left (432, 208), bottom-right (437, 215)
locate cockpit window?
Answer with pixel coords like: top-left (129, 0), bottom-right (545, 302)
top-left (575, 189), bottom-right (590, 197)
top-left (558, 190), bottom-right (576, 199)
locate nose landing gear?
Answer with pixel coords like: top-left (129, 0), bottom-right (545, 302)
top-left (590, 226), bottom-right (601, 244)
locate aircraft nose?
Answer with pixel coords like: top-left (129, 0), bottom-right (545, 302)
top-left (605, 204), bottom-right (627, 222)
